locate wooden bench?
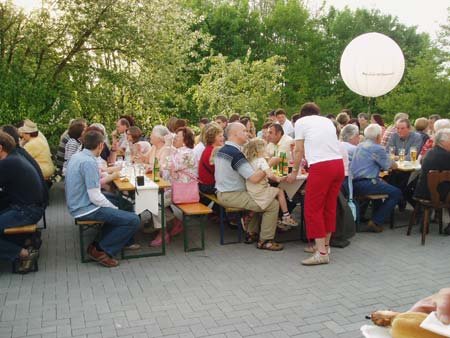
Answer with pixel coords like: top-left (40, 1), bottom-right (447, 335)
top-left (174, 202), bottom-right (213, 252)
top-left (200, 192), bottom-right (245, 245)
top-left (355, 194), bottom-right (394, 230)
top-left (4, 224), bottom-right (39, 273)
top-left (75, 220), bottom-right (105, 263)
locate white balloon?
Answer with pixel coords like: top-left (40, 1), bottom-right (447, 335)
top-left (340, 32), bottom-right (405, 98)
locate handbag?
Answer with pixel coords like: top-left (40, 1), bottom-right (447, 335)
top-left (171, 170), bottom-right (200, 204)
top-left (347, 175), bottom-right (357, 221)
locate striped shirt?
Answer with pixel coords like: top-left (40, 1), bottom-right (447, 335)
top-left (214, 141), bottom-right (254, 192)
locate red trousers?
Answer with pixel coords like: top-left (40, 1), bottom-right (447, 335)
top-left (304, 159), bottom-right (344, 239)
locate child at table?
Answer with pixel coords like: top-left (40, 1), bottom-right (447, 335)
top-left (243, 139), bottom-right (298, 228)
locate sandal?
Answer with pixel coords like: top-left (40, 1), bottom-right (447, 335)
top-left (257, 240), bottom-right (284, 251)
top-left (244, 232), bottom-right (258, 244)
top-left (281, 215), bottom-right (298, 227)
top-left (17, 249), bottom-right (39, 274)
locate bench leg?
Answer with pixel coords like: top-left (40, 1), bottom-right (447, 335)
top-left (42, 210), bottom-right (47, 229)
top-left (183, 215), bottom-right (188, 252)
top-left (79, 225), bottom-right (87, 263)
top-left (183, 215), bottom-right (206, 252)
top-left (219, 207), bottom-right (225, 245)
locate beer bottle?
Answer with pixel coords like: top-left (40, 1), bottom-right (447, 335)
top-left (282, 153), bottom-right (289, 176)
top-left (153, 157), bottom-right (160, 182)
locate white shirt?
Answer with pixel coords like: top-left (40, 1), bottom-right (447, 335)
top-left (266, 134), bottom-right (294, 162)
top-left (338, 142), bottom-right (349, 176)
top-left (193, 142), bottom-right (205, 168)
top-left (281, 120), bottom-right (295, 138)
top-left (341, 142), bottom-right (357, 162)
top-left (294, 115), bottom-right (342, 165)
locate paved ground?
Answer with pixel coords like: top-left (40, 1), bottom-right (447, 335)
top-left (1, 182), bottom-right (449, 338)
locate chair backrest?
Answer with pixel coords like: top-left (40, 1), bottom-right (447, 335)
top-left (427, 170), bottom-right (450, 207)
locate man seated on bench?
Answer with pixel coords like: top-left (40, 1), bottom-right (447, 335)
top-left (214, 122), bottom-right (283, 251)
top-left (65, 130), bottom-right (140, 267)
top-left (350, 124), bottom-right (401, 233)
top-left (0, 131), bottom-right (44, 272)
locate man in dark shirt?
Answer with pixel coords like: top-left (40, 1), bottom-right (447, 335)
top-left (0, 131), bottom-right (44, 264)
top-left (1, 125), bottom-right (49, 210)
top-left (414, 129), bottom-right (450, 235)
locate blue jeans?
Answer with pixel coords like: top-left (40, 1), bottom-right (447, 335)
top-left (0, 205), bottom-right (44, 261)
top-left (76, 207), bottom-right (139, 257)
top-left (353, 178), bottom-right (402, 226)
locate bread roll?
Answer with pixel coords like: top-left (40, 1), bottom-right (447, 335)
top-left (391, 312), bottom-right (446, 338)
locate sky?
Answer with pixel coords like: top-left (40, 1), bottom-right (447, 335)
top-left (307, 0), bottom-right (448, 39)
top-left (6, 0), bottom-right (450, 39)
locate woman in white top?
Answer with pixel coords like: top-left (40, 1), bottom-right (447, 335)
top-left (287, 102), bottom-right (345, 266)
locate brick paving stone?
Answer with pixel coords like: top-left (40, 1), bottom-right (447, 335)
top-left (0, 183), bottom-right (449, 338)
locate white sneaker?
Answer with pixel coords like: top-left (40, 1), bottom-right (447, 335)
top-left (301, 251), bottom-right (330, 266)
top-left (303, 245), bottom-right (331, 254)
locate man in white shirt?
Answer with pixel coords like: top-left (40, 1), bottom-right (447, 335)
top-left (266, 123), bottom-right (294, 167)
top-left (275, 108), bottom-right (294, 138)
top-left (65, 130), bottom-right (139, 267)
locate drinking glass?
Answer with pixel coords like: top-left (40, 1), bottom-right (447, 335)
top-left (410, 146), bottom-right (417, 163)
top-left (398, 148), bottom-right (405, 163)
top-left (389, 146), bottom-right (396, 161)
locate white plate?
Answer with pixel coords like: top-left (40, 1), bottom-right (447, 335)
top-left (361, 325), bottom-right (391, 338)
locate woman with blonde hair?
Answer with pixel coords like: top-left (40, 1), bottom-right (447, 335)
top-left (243, 139), bottom-right (298, 228)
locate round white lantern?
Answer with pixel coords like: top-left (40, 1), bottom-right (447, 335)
top-left (340, 32), bottom-right (405, 98)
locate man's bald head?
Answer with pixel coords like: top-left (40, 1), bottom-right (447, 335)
top-left (225, 122), bottom-right (248, 145)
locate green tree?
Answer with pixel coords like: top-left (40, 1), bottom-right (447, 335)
top-left (0, 0), bottom-right (209, 147)
top-left (191, 52), bottom-right (285, 124)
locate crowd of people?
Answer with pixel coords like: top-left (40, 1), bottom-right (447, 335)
top-left (0, 106), bottom-right (449, 271)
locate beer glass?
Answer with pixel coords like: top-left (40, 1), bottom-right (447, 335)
top-left (410, 146), bottom-right (417, 163)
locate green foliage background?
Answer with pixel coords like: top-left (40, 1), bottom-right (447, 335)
top-left (0, 0), bottom-right (449, 148)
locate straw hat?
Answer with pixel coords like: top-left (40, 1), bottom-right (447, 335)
top-left (19, 119), bottom-right (38, 134)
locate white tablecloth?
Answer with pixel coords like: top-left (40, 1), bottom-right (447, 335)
top-left (130, 175), bottom-right (159, 215)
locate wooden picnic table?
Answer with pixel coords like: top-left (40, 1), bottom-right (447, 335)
top-left (113, 174), bottom-right (171, 258)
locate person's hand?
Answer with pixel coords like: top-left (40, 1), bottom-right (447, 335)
top-left (390, 161), bottom-right (398, 170)
top-left (435, 288), bottom-right (450, 324)
top-left (111, 171), bottom-right (121, 180)
top-left (286, 172), bottom-right (297, 183)
top-left (409, 288), bottom-right (450, 324)
top-left (278, 176), bottom-right (287, 182)
top-left (109, 166), bottom-right (121, 173)
top-left (268, 157), bottom-right (281, 167)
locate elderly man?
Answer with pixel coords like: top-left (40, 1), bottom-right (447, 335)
top-left (340, 124), bottom-right (360, 162)
top-left (214, 122), bottom-right (283, 251)
top-left (266, 123), bottom-right (294, 167)
top-left (351, 124), bottom-right (401, 233)
top-left (414, 128), bottom-right (450, 234)
top-left (65, 130), bottom-right (140, 267)
top-left (0, 131), bottom-right (44, 272)
top-left (387, 118), bottom-right (423, 157)
top-left (275, 108), bottom-right (294, 138)
top-left (381, 112), bottom-right (409, 147)
top-left (386, 118), bottom-right (424, 209)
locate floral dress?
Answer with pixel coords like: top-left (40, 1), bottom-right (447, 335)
top-left (167, 146), bottom-right (197, 183)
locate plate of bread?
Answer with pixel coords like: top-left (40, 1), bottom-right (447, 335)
top-left (361, 311), bottom-right (449, 338)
